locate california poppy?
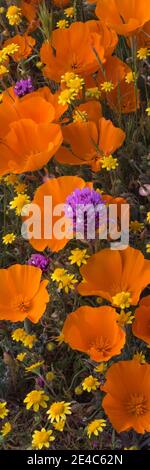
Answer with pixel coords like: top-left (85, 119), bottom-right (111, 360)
top-left (0, 119), bottom-right (62, 176)
top-left (0, 91), bottom-right (57, 140)
top-left (0, 264), bottom-right (49, 323)
top-left (62, 305), bottom-right (126, 362)
top-left (27, 86), bottom-right (68, 121)
top-left (132, 296), bottom-right (150, 344)
top-left (136, 21), bottom-right (150, 47)
top-left (96, 0), bottom-right (150, 36)
top-left (20, 0), bottom-right (40, 22)
top-left (78, 247), bottom-right (150, 307)
top-left (56, 117), bottom-right (125, 171)
top-left (40, 21), bottom-right (105, 82)
top-left (102, 360), bottom-right (150, 433)
top-left (3, 35), bottom-right (35, 62)
top-left (86, 19), bottom-right (118, 59)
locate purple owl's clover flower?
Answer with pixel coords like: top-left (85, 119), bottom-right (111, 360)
top-left (14, 77), bottom-right (34, 97)
top-left (65, 187), bottom-right (105, 239)
top-left (27, 254), bottom-right (50, 271)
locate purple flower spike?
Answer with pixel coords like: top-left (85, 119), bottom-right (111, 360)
top-left (14, 77), bottom-right (34, 97)
top-left (65, 187), bottom-right (105, 239)
top-left (27, 254), bottom-right (50, 271)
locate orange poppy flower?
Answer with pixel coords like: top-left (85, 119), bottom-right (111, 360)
top-left (20, 0), bottom-right (40, 23)
top-left (136, 21), bottom-right (150, 47)
top-left (56, 117), bottom-right (125, 171)
top-left (86, 19), bottom-right (118, 59)
top-left (96, 0), bottom-right (150, 36)
top-left (0, 119), bottom-right (62, 176)
top-left (28, 86), bottom-right (68, 121)
top-left (40, 22), bottom-right (105, 82)
top-left (3, 35), bottom-right (35, 62)
top-left (0, 91), bottom-right (57, 141)
top-left (102, 360), bottom-right (150, 433)
top-left (78, 247), bottom-right (150, 306)
top-left (132, 296), bottom-right (150, 344)
top-left (27, 176), bottom-right (93, 252)
top-left (107, 72), bottom-right (140, 114)
top-left (0, 264), bottom-right (49, 323)
top-left (62, 305), bottom-right (126, 362)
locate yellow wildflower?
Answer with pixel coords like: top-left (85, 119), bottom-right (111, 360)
top-left (112, 291), bottom-right (131, 309)
top-left (0, 402), bottom-right (9, 420)
top-left (1, 421), bottom-right (12, 437)
top-left (32, 428), bottom-right (55, 449)
top-left (6, 6), bottom-right (22, 26)
top-left (24, 390), bottom-right (49, 412)
top-left (9, 194), bottom-right (30, 216)
top-left (101, 155), bottom-right (118, 171)
top-left (82, 375), bottom-right (99, 393)
top-left (86, 419), bottom-right (106, 438)
top-left (68, 248), bottom-right (89, 267)
top-left (47, 401), bottom-right (71, 423)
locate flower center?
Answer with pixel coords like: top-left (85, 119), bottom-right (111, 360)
top-left (88, 336), bottom-right (112, 360)
top-left (53, 403), bottom-right (64, 414)
top-left (12, 295), bottom-right (31, 312)
top-left (112, 291), bottom-right (131, 309)
top-left (126, 394), bottom-right (148, 417)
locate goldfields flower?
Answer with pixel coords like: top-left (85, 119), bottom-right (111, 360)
top-left (101, 155), bottom-right (119, 171)
top-left (86, 419), bottom-right (106, 438)
top-left (16, 352), bottom-right (27, 362)
top-left (94, 363), bottom-right (107, 374)
top-left (4, 175), bottom-right (18, 186)
top-left (58, 88), bottom-right (77, 105)
top-left (146, 107), bottom-right (150, 116)
top-left (147, 212), bottom-right (150, 223)
top-left (82, 376), bottom-right (100, 393)
top-left (53, 420), bottom-right (66, 431)
top-left (0, 402), bottom-right (9, 420)
top-left (46, 371), bottom-right (55, 382)
top-left (130, 221), bottom-right (144, 233)
top-left (101, 81), bottom-right (114, 92)
top-left (85, 87), bottom-right (101, 99)
top-left (24, 390), bottom-right (49, 412)
top-left (47, 401), bottom-right (71, 422)
top-left (125, 72), bottom-right (137, 84)
top-left (56, 20), bottom-right (69, 29)
top-left (51, 268), bottom-right (77, 293)
top-left (146, 243), bottom-right (150, 253)
top-left (25, 361), bottom-right (44, 372)
top-left (55, 332), bottom-right (65, 345)
top-left (32, 428), bottom-right (55, 449)
top-left (117, 310), bottom-right (135, 327)
top-left (64, 7), bottom-right (74, 18)
top-left (133, 351), bottom-right (146, 364)
top-left (137, 47), bottom-right (150, 59)
top-left (9, 194), bottom-right (30, 216)
top-left (0, 65), bottom-right (9, 75)
top-left (112, 291), bottom-right (132, 309)
top-left (68, 248), bottom-right (89, 267)
top-left (11, 328), bottom-right (26, 342)
top-left (2, 233), bottom-right (16, 245)
top-left (14, 182), bottom-right (27, 194)
top-left (6, 6), bottom-right (22, 26)
top-left (1, 421), bottom-right (12, 437)
top-left (22, 334), bottom-right (37, 349)
top-left (73, 110), bottom-right (88, 122)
